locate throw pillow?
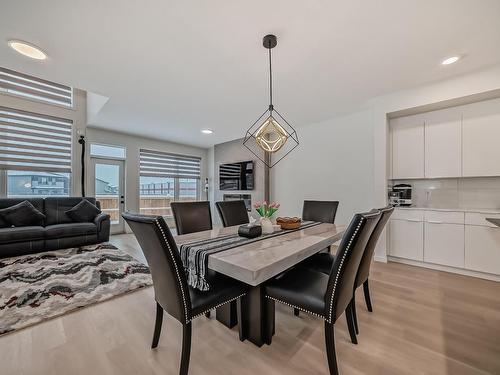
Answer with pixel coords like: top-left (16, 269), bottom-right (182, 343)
top-left (65, 199), bottom-right (101, 222)
top-left (0, 200), bottom-right (46, 227)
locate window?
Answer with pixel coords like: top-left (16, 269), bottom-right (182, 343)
top-left (0, 107), bottom-right (72, 197)
top-left (0, 67), bottom-right (73, 107)
top-left (90, 143), bottom-right (125, 159)
top-left (7, 171), bottom-right (70, 197)
top-left (139, 149), bottom-right (201, 227)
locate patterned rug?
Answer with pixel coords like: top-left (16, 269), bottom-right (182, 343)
top-left (0, 243), bottom-right (152, 335)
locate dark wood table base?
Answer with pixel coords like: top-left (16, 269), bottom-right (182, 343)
top-left (239, 285), bottom-right (275, 347)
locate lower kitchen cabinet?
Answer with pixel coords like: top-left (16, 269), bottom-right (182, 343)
top-left (465, 225), bottom-right (500, 275)
top-left (389, 209), bottom-right (500, 279)
top-left (424, 222), bottom-right (464, 268)
top-left (389, 219), bottom-right (424, 261)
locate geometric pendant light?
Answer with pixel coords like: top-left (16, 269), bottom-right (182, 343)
top-left (243, 34), bottom-right (299, 168)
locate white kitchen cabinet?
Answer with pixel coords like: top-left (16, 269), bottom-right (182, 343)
top-left (389, 219), bottom-right (424, 261)
top-left (424, 108), bottom-right (462, 178)
top-left (424, 222), bottom-right (464, 268)
top-left (462, 98), bottom-right (500, 177)
top-left (391, 114), bottom-right (425, 179)
top-left (465, 225), bottom-right (500, 275)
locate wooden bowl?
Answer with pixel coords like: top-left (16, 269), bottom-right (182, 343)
top-left (276, 217), bottom-right (301, 230)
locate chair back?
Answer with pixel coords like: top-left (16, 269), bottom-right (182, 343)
top-left (171, 201), bottom-right (212, 235)
top-left (215, 200), bottom-right (249, 227)
top-left (325, 210), bottom-right (381, 323)
top-left (355, 206), bottom-right (394, 287)
top-left (302, 200), bottom-right (339, 223)
top-left (122, 212), bottom-right (191, 324)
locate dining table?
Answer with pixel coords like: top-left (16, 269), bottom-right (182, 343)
top-left (175, 222), bottom-right (346, 347)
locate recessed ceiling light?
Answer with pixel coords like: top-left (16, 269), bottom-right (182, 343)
top-left (7, 40), bottom-right (47, 60)
top-left (441, 56), bottom-right (460, 65)
top-left (201, 129), bottom-right (213, 134)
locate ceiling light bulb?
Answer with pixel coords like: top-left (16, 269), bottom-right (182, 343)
top-left (255, 116), bottom-right (289, 153)
top-left (8, 40), bottom-right (47, 60)
top-left (441, 56), bottom-right (460, 65)
top-left (201, 129), bottom-right (213, 134)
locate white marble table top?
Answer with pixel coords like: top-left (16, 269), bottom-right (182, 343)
top-left (175, 223), bottom-right (346, 286)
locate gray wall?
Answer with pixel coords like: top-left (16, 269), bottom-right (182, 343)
top-left (213, 138), bottom-right (269, 225)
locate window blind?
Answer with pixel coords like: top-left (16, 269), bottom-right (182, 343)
top-left (0, 67), bottom-right (73, 107)
top-left (140, 149), bottom-right (201, 179)
top-left (0, 107), bottom-right (73, 173)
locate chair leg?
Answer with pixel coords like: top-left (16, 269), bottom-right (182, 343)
top-left (345, 304), bottom-right (358, 345)
top-left (180, 323), bottom-right (192, 375)
top-left (324, 321), bottom-right (339, 375)
top-left (351, 296), bottom-right (359, 335)
top-left (294, 308), bottom-right (300, 316)
top-left (363, 280), bottom-right (373, 312)
top-left (152, 302), bottom-right (164, 349)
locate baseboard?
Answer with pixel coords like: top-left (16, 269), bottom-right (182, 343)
top-left (387, 256), bottom-right (500, 282)
top-left (374, 255), bottom-right (387, 263)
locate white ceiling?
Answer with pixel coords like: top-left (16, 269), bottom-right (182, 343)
top-left (1, 0), bottom-right (500, 148)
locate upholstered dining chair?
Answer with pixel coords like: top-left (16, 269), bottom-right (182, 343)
top-left (264, 210), bottom-right (381, 375)
top-left (300, 206), bottom-right (394, 336)
top-left (170, 200), bottom-right (235, 324)
top-left (215, 200), bottom-right (249, 227)
top-left (294, 200), bottom-right (340, 316)
top-left (170, 201), bottom-right (213, 235)
top-left (122, 213), bottom-right (247, 375)
top-left (302, 200), bottom-right (340, 224)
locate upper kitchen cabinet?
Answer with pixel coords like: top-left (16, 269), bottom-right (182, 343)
top-left (391, 114), bottom-right (425, 179)
top-left (424, 107), bottom-right (462, 178)
top-left (462, 98), bottom-right (500, 177)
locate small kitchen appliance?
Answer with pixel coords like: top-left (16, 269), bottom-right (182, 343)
top-left (391, 184), bottom-right (413, 206)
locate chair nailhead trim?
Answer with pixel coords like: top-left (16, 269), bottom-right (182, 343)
top-left (327, 218), bottom-right (364, 323)
top-left (265, 296), bottom-right (325, 319)
top-left (155, 219), bottom-right (190, 323)
top-left (190, 293), bottom-right (246, 321)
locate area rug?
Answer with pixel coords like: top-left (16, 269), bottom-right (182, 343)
top-left (0, 243), bottom-right (152, 335)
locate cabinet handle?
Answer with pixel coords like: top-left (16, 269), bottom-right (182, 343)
top-left (427, 220), bottom-right (443, 224)
top-left (406, 219), bottom-right (422, 222)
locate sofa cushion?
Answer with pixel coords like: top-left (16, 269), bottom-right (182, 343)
top-left (0, 198), bottom-right (45, 228)
top-left (44, 197), bottom-right (98, 225)
top-left (0, 200), bottom-right (46, 227)
top-left (65, 199), bottom-right (101, 223)
top-left (44, 223), bottom-right (97, 239)
top-left (0, 226), bottom-right (45, 244)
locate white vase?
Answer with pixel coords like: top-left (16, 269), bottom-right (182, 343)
top-left (260, 217), bottom-right (274, 234)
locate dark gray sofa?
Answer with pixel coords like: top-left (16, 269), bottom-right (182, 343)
top-left (0, 197), bottom-right (110, 258)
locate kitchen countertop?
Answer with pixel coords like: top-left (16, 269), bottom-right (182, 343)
top-left (486, 218), bottom-right (500, 227)
top-left (394, 206), bottom-right (500, 214)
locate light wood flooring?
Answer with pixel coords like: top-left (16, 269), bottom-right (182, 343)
top-left (1, 233), bottom-right (499, 375)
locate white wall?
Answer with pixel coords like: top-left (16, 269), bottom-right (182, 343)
top-left (85, 127), bottom-right (209, 228)
top-left (271, 110), bottom-right (375, 226)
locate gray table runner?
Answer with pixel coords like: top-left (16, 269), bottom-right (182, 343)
top-left (179, 221), bottom-right (321, 291)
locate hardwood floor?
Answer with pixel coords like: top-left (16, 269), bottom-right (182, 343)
top-left (1, 233), bottom-right (499, 374)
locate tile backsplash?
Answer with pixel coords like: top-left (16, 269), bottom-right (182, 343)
top-left (390, 177), bottom-right (500, 210)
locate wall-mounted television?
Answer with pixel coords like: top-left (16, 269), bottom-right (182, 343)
top-left (219, 161), bottom-right (254, 190)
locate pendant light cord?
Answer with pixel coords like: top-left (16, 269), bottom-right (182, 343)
top-left (269, 47), bottom-right (273, 109)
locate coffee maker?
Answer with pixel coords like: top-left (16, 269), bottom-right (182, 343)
top-left (390, 184), bottom-right (413, 207)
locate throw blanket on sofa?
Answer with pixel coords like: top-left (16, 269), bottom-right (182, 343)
top-left (179, 221), bottom-right (320, 291)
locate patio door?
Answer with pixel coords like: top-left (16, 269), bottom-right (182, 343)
top-left (89, 158), bottom-right (125, 234)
